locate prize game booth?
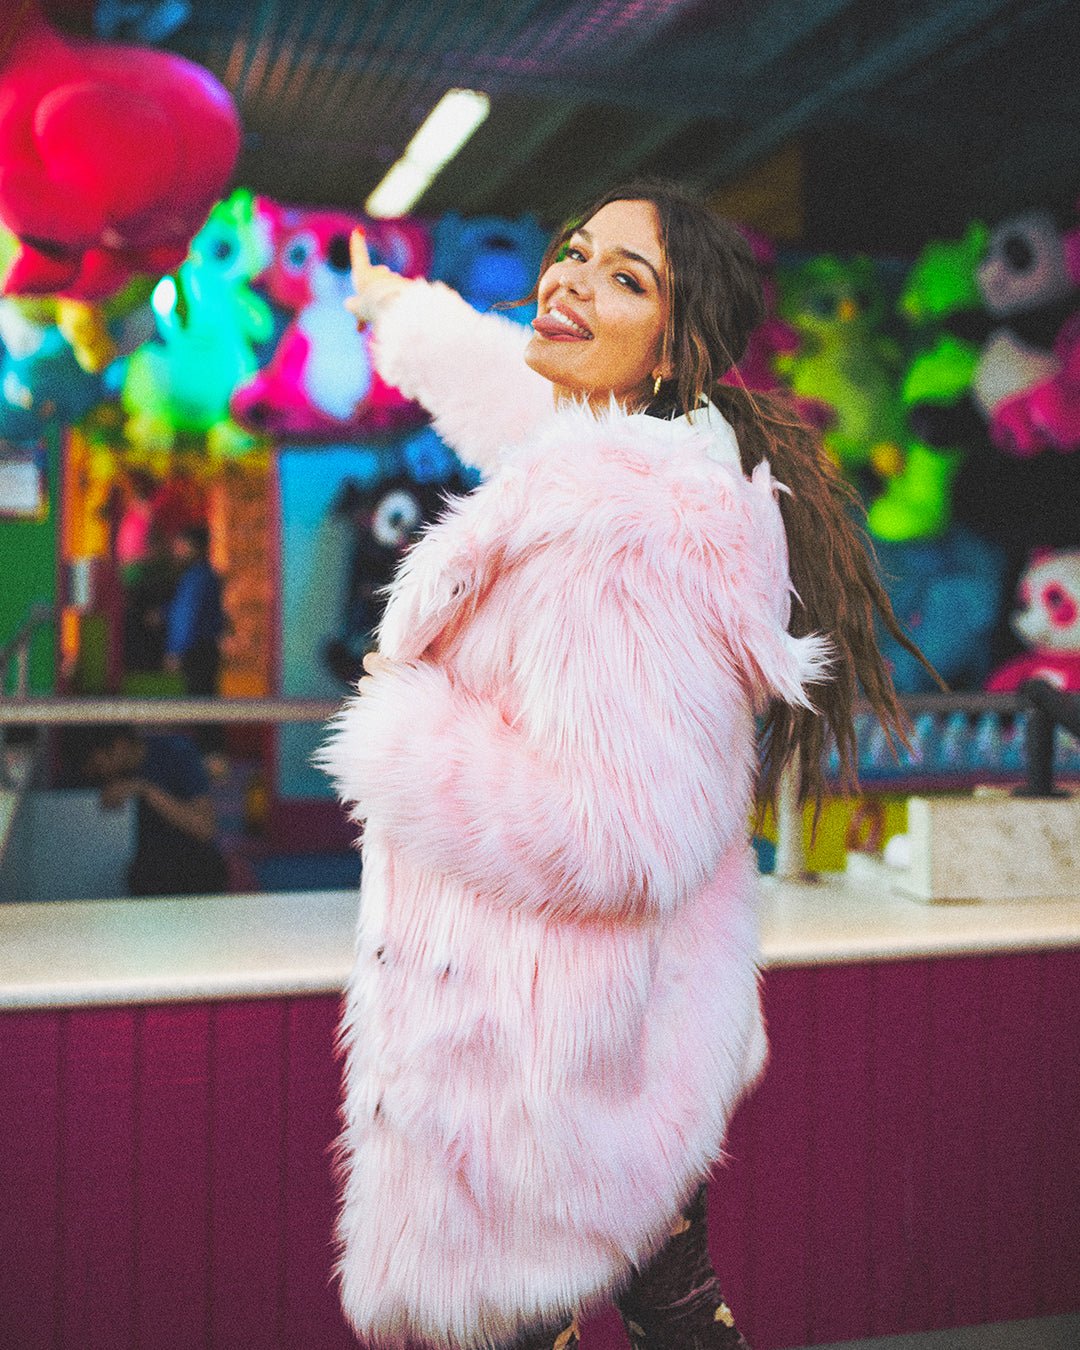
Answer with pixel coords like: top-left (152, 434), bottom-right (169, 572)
top-left (2, 3), bottom-right (1079, 1348)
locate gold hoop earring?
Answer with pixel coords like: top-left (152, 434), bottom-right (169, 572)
top-left (652, 373), bottom-right (663, 398)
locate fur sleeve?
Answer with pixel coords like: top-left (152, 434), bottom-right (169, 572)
top-left (371, 280), bottom-right (555, 476)
top-left (322, 505), bottom-right (830, 924)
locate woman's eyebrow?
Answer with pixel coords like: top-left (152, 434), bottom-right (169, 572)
top-left (573, 227), bottom-right (662, 289)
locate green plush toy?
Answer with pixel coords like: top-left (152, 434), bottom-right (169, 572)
top-left (899, 222), bottom-right (988, 325)
top-left (867, 221), bottom-right (991, 542)
top-left (777, 254), bottom-right (906, 475)
top-left (121, 188), bottom-right (273, 457)
top-left (865, 335), bottom-right (981, 541)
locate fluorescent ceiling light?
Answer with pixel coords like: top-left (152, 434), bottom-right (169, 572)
top-left (366, 88), bottom-right (490, 218)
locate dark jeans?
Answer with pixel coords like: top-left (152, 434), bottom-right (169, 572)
top-left (502, 1185), bottom-right (750, 1350)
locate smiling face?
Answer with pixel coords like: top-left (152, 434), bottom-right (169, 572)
top-left (524, 199), bottom-right (671, 409)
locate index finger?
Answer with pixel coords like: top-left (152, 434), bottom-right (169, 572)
top-left (350, 228), bottom-right (371, 286)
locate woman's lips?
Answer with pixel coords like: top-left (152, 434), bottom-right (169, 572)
top-left (532, 307), bottom-right (593, 340)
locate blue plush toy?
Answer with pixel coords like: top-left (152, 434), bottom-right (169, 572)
top-left (0, 299), bottom-right (109, 441)
top-left (873, 523), bottom-right (1006, 691)
top-left (430, 213), bottom-right (548, 323)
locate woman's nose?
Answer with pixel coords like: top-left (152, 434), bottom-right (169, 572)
top-left (559, 263), bottom-right (591, 297)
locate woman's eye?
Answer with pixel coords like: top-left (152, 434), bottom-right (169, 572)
top-left (565, 245), bottom-right (586, 261)
top-left (615, 272), bottom-right (645, 293)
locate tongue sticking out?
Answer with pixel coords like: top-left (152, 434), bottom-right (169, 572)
top-left (532, 313), bottom-right (592, 339)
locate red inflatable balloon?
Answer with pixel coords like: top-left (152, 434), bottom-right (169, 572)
top-left (0, 2), bottom-right (240, 299)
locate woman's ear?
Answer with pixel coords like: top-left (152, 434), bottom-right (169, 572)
top-left (652, 357), bottom-right (676, 387)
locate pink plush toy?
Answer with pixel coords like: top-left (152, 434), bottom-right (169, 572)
top-left (719, 228), bottom-right (799, 392)
top-left (230, 201), bottom-right (431, 438)
top-left (987, 313), bottom-right (1080, 456)
top-left (721, 225), bottom-right (834, 432)
top-left (987, 549), bottom-right (1080, 692)
top-left (974, 205), bottom-right (1080, 456)
top-left (0, 1), bottom-right (239, 299)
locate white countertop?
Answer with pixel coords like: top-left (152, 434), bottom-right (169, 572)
top-left (2, 864), bottom-right (1080, 1010)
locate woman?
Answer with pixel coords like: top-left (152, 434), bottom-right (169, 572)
top-left (323, 182), bottom-right (922, 1350)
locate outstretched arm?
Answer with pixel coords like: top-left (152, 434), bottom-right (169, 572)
top-left (346, 231), bottom-right (553, 476)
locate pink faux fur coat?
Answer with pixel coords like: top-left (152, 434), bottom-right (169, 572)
top-left (322, 281), bottom-right (829, 1350)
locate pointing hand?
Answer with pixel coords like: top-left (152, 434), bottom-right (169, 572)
top-left (345, 229), bottom-right (410, 328)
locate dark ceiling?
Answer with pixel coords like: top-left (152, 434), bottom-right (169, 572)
top-left (40, 0), bottom-right (1080, 254)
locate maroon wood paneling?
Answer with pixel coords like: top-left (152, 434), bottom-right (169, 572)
top-left (980, 952), bottom-right (1046, 1326)
top-left (2, 950), bottom-right (1080, 1350)
top-left (207, 1000), bottom-right (289, 1347)
top-left (281, 996), bottom-right (357, 1350)
top-left (1036, 949), bottom-right (1080, 1314)
top-left (864, 958), bottom-right (934, 1338)
top-left (924, 957), bottom-right (991, 1327)
top-left (727, 965), bottom-right (816, 1349)
top-left (808, 965), bottom-right (877, 1343)
top-left (0, 1008), bottom-right (62, 1350)
top-left (135, 1003), bottom-right (213, 1350)
top-left (60, 1007), bottom-right (139, 1350)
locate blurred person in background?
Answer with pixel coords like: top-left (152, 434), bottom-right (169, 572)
top-left (164, 523), bottom-right (228, 766)
top-left (73, 724), bottom-right (228, 897)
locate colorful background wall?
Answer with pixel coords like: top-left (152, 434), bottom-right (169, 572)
top-left (0, 430), bottom-right (58, 695)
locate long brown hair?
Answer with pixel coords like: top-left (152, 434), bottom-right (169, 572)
top-left (540, 179), bottom-right (940, 807)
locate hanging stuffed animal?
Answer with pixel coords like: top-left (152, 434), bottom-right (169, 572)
top-left (777, 254), bottom-right (906, 476)
top-left (972, 209), bottom-right (1080, 455)
top-left (430, 212), bottom-right (547, 322)
top-left (231, 202), bottom-right (430, 438)
top-left (322, 467), bottom-right (469, 686)
top-left (901, 206), bottom-right (1080, 459)
top-left (121, 188), bottom-right (274, 456)
top-left (0, 0), bottom-right (239, 301)
top-left (0, 223), bottom-right (156, 376)
top-left (986, 549), bottom-right (1080, 692)
top-left (874, 524), bottom-right (1006, 692)
top-left (864, 332), bottom-right (977, 542)
top-left (899, 223), bottom-right (989, 328)
top-left (0, 292), bottom-right (109, 441)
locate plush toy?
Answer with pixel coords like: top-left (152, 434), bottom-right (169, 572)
top-left (430, 212), bottom-right (547, 322)
top-left (874, 226), bottom-right (1002, 542)
top-left (0, 292), bottom-right (109, 441)
top-left (121, 188), bottom-right (274, 455)
top-left (231, 202), bottom-right (430, 438)
top-left (899, 223), bottom-right (989, 326)
top-left (874, 524), bottom-right (1006, 692)
top-left (901, 206), bottom-right (1080, 459)
top-left (777, 254), bottom-right (906, 475)
top-left (971, 208), bottom-right (1080, 456)
top-left (986, 549), bottom-right (1080, 692)
top-left (719, 228), bottom-right (833, 431)
top-left (322, 468), bottom-right (469, 685)
top-left (725, 229), bottom-right (795, 390)
top-left (864, 333), bottom-right (979, 542)
top-left (399, 423), bottom-right (478, 487)
top-left (0, 1), bottom-right (239, 300)
top-left (0, 223), bottom-right (156, 375)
